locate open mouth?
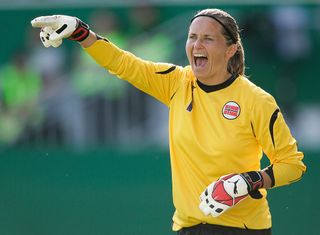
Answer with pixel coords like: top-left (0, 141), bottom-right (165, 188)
top-left (194, 54), bottom-right (208, 68)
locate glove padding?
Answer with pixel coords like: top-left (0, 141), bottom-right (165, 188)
top-left (31, 15), bottom-right (90, 48)
top-left (199, 171), bottom-right (263, 217)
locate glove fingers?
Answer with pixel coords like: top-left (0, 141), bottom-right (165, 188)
top-left (199, 200), bottom-right (211, 216)
top-left (42, 26), bottom-right (54, 34)
top-left (39, 30), bottom-right (51, 48)
top-left (39, 27), bottom-right (62, 48)
top-left (31, 15), bottom-right (60, 28)
top-left (50, 28), bottom-right (69, 41)
top-left (51, 39), bottom-right (63, 48)
top-left (210, 210), bottom-right (221, 217)
top-left (200, 189), bottom-right (207, 201)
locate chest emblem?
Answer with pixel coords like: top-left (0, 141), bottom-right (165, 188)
top-left (222, 101), bottom-right (241, 120)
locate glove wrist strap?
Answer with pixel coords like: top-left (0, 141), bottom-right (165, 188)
top-left (68, 19), bottom-right (90, 42)
top-left (241, 171), bottom-right (264, 191)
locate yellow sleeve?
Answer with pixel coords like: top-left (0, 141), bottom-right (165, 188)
top-left (83, 38), bottom-right (182, 106)
top-left (251, 92), bottom-right (306, 188)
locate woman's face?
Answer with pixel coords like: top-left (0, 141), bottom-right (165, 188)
top-left (186, 16), bottom-right (234, 83)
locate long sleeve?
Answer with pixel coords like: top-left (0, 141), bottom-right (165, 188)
top-left (83, 38), bottom-right (183, 106)
top-left (251, 92), bottom-right (306, 187)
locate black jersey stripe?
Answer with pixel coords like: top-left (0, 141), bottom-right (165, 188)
top-left (250, 121), bottom-right (256, 137)
top-left (186, 84), bottom-right (196, 112)
top-left (96, 35), bottom-right (109, 42)
top-left (155, 66), bottom-right (176, 75)
top-left (269, 109), bottom-right (280, 148)
top-left (170, 91), bottom-right (177, 101)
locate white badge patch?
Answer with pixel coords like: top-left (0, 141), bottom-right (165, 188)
top-left (222, 101), bottom-right (240, 120)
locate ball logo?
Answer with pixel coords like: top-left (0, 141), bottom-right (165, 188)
top-left (222, 101), bottom-right (240, 120)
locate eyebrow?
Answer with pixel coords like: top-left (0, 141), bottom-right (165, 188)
top-left (191, 14), bottom-right (237, 44)
top-left (188, 33), bottom-right (217, 38)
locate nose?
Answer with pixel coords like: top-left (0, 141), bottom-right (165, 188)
top-left (193, 38), bottom-right (204, 49)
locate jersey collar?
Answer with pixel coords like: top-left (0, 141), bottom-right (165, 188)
top-left (196, 74), bottom-right (238, 93)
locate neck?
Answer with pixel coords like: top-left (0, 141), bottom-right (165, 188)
top-left (197, 72), bottom-right (232, 86)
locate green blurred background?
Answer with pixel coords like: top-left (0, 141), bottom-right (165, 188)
top-left (0, 1), bottom-right (319, 235)
top-left (0, 147), bottom-right (318, 235)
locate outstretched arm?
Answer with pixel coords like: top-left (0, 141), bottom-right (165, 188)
top-left (31, 14), bottom-right (181, 106)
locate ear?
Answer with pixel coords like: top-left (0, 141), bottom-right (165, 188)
top-left (226, 43), bottom-right (238, 60)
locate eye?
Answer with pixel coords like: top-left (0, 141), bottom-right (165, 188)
top-left (188, 34), bottom-right (196, 40)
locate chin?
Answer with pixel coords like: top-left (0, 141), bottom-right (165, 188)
top-left (192, 68), bottom-right (208, 79)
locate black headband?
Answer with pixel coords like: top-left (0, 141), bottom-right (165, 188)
top-left (191, 14), bottom-right (237, 44)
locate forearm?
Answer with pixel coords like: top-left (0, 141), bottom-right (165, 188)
top-left (80, 30), bottom-right (98, 48)
top-left (252, 163), bottom-right (302, 190)
top-left (260, 170), bottom-right (272, 189)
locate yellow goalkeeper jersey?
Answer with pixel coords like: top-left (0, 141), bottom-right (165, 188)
top-left (84, 39), bottom-right (306, 231)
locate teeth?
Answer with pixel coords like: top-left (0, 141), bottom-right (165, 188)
top-left (194, 53), bottom-right (206, 57)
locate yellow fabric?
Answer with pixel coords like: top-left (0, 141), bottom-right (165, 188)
top-left (84, 39), bottom-right (306, 231)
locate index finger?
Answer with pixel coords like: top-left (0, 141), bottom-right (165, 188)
top-left (31, 15), bottom-right (59, 28)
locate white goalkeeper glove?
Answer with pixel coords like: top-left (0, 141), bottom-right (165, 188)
top-left (31, 15), bottom-right (90, 48)
top-left (199, 171), bottom-right (264, 217)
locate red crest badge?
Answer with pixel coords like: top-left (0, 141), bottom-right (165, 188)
top-left (222, 101), bottom-right (240, 120)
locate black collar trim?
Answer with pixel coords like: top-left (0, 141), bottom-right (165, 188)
top-left (197, 74), bottom-right (238, 93)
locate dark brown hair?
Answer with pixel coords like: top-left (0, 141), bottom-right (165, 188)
top-left (192, 9), bottom-right (245, 76)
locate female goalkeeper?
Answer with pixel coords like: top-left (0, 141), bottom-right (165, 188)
top-left (31, 8), bottom-right (306, 235)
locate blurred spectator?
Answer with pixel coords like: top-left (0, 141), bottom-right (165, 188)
top-left (128, 4), bottom-right (174, 62)
top-left (295, 104), bottom-right (320, 151)
top-left (0, 48), bottom-right (43, 145)
top-left (71, 10), bottom-right (128, 100)
top-left (270, 6), bottom-right (311, 63)
top-left (240, 9), bottom-right (274, 58)
top-left (70, 10), bottom-right (128, 144)
top-left (27, 27), bottom-right (86, 147)
top-left (269, 6), bottom-right (312, 125)
top-left (127, 4), bottom-right (175, 144)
